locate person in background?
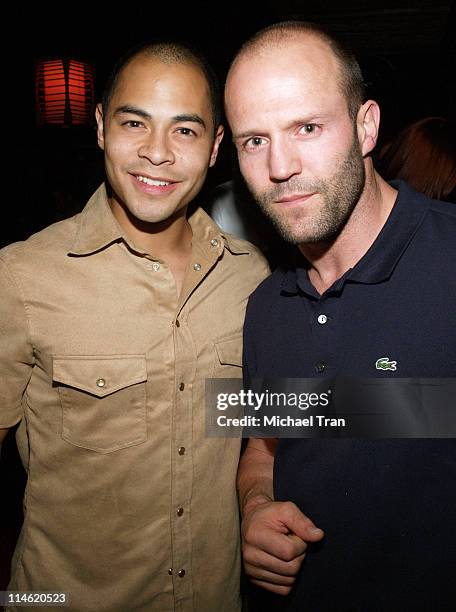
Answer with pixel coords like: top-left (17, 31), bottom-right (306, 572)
top-left (379, 116), bottom-right (456, 202)
top-left (0, 40), bottom-right (268, 612)
top-left (208, 175), bottom-right (295, 268)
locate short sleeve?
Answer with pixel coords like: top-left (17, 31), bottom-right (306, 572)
top-left (0, 255), bottom-right (34, 428)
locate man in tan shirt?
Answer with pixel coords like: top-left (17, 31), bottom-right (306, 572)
top-left (0, 42), bottom-right (268, 611)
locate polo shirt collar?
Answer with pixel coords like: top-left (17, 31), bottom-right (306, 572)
top-left (281, 181), bottom-right (430, 295)
top-left (344, 181), bottom-right (429, 283)
top-left (68, 183), bottom-right (250, 257)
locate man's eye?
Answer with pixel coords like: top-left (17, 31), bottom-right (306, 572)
top-left (245, 136), bottom-right (267, 150)
top-left (123, 120), bottom-right (144, 128)
top-left (299, 124), bottom-right (319, 135)
top-left (177, 127), bottom-right (196, 136)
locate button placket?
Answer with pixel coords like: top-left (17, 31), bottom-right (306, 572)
top-left (311, 300), bottom-right (333, 374)
top-left (315, 361), bottom-right (327, 374)
top-left (171, 309), bottom-right (193, 602)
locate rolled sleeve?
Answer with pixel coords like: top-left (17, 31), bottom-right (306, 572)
top-left (0, 255), bottom-right (34, 428)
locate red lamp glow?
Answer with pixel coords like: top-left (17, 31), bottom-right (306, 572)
top-left (36, 59), bottom-right (94, 126)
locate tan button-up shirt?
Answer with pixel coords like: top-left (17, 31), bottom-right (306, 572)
top-left (0, 184), bottom-right (269, 612)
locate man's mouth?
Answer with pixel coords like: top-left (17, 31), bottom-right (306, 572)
top-left (135, 174), bottom-right (174, 186)
top-left (130, 173), bottom-right (179, 194)
top-left (275, 192), bottom-right (316, 205)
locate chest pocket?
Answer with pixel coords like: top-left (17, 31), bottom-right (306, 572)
top-left (53, 355), bottom-right (147, 454)
top-left (213, 335), bottom-right (243, 378)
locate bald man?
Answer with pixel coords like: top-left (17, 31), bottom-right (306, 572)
top-left (225, 21), bottom-right (456, 612)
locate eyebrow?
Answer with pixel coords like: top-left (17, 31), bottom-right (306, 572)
top-left (173, 114), bottom-right (207, 129)
top-left (114, 106), bottom-right (206, 129)
top-left (232, 130), bottom-right (260, 141)
top-left (232, 115), bottom-right (331, 140)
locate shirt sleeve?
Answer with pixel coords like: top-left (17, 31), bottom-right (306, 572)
top-left (0, 255), bottom-right (34, 428)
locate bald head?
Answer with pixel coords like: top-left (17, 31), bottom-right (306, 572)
top-left (226, 21), bottom-right (365, 121)
top-left (223, 21), bottom-right (380, 247)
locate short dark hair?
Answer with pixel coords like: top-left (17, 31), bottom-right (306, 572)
top-left (101, 40), bottom-right (221, 134)
top-left (231, 20), bottom-right (366, 120)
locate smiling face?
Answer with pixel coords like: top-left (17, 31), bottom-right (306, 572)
top-left (96, 54), bottom-right (223, 226)
top-left (225, 35), bottom-right (368, 245)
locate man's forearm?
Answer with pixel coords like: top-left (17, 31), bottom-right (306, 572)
top-left (237, 438), bottom-right (277, 516)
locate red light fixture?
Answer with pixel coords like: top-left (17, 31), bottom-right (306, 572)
top-left (35, 59), bottom-right (94, 126)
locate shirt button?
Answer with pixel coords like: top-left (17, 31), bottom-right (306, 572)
top-left (179, 382), bottom-right (185, 391)
top-left (178, 569), bottom-right (186, 578)
top-left (177, 507), bottom-right (184, 517)
top-left (193, 263), bottom-right (202, 271)
top-left (96, 378), bottom-right (106, 388)
top-left (315, 361), bottom-right (327, 373)
top-left (151, 262), bottom-right (160, 272)
top-left (178, 447), bottom-right (186, 455)
top-left (210, 239), bottom-right (219, 247)
top-left (317, 314), bottom-right (328, 325)
top-left (168, 568), bottom-right (173, 575)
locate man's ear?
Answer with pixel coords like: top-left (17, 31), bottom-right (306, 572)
top-left (95, 103), bottom-right (105, 151)
top-left (356, 100), bottom-right (380, 157)
top-left (209, 125), bottom-right (225, 167)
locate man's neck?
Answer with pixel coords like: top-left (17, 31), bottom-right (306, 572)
top-left (109, 200), bottom-right (193, 297)
top-left (109, 200), bottom-right (192, 259)
top-left (300, 169), bottom-right (398, 295)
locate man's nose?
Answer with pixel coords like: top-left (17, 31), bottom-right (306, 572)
top-left (138, 130), bottom-right (175, 165)
top-left (268, 138), bottom-right (302, 182)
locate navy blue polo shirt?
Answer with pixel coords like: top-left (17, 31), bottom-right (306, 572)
top-left (243, 182), bottom-right (456, 612)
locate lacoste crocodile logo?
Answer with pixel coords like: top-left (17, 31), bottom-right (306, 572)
top-left (375, 357), bottom-right (397, 371)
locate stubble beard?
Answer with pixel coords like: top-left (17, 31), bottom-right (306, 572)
top-left (249, 135), bottom-right (366, 245)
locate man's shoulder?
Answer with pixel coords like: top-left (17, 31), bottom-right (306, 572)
top-left (420, 197), bottom-right (456, 251)
top-left (399, 181), bottom-right (456, 227)
top-left (0, 214), bottom-right (81, 269)
top-left (395, 183), bottom-right (456, 259)
top-left (221, 232), bottom-right (271, 282)
top-left (428, 198), bottom-right (456, 220)
top-left (224, 232), bottom-right (266, 261)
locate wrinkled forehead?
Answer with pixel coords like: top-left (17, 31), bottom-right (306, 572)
top-left (225, 36), bottom-right (344, 120)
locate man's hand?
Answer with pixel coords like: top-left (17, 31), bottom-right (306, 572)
top-left (242, 498), bottom-right (324, 595)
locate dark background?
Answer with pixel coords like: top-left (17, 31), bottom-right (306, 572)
top-left (2, 0), bottom-right (455, 248)
top-left (1, 0), bottom-right (455, 593)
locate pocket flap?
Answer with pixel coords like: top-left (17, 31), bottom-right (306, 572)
top-left (215, 336), bottom-right (242, 367)
top-left (53, 355), bottom-right (147, 398)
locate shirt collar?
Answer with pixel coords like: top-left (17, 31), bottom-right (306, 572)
top-left (68, 184), bottom-right (124, 255)
top-left (281, 181), bottom-right (431, 296)
top-left (68, 183), bottom-right (251, 257)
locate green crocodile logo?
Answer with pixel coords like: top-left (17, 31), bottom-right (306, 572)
top-left (375, 357), bottom-right (397, 371)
